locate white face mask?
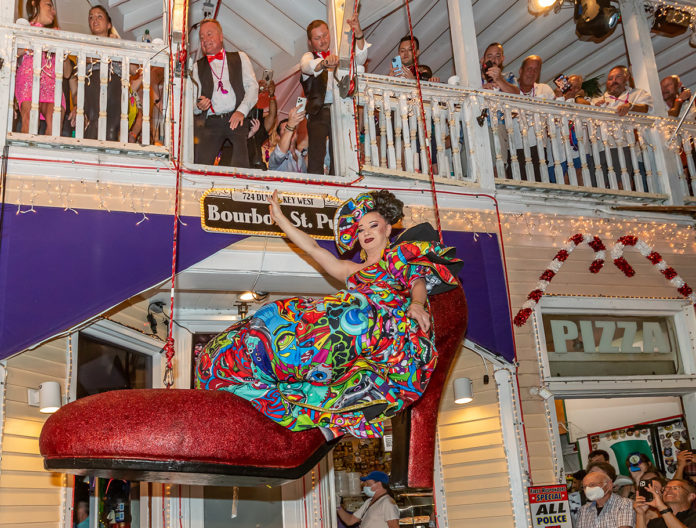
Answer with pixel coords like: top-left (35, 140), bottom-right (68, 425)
top-left (363, 485), bottom-right (375, 497)
top-left (585, 486), bottom-right (606, 501)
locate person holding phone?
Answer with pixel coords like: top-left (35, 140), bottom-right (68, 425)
top-left (388, 35), bottom-right (420, 80)
top-left (300, 13), bottom-right (370, 175)
top-left (634, 479), bottom-right (696, 528)
top-left (661, 75), bottom-right (694, 118)
top-left (192, 19), bottom-right (258, 168)
top-left (268, 106), bottom-right (307, 172)
top-left (479, 43), bottom-right (519, 94)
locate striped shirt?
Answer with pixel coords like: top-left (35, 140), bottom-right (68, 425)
top-left (576, 493), bottom-right (635, 528)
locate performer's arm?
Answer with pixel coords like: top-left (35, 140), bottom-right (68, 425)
top-left (337, 505), bottom-right (360, 527)
top-left (268, 190), bottom-right (356, 282)
top-left (407, 278), bottom-right (430, 332)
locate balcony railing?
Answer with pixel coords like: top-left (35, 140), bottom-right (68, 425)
top-left (354, 73), bottom-right (695, 203)
top-left (4, 25), bottom-right (169, 155)
top-left (2, 23), bottom-right (695, 206)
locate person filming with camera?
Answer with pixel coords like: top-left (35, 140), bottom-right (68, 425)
top-left (634, 479), bottom-right (696, 528)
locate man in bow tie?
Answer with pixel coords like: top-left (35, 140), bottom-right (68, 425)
top-left (300, 14), bottom-right (369, 175)
top-left (193, 19), bottom-right (258, 167)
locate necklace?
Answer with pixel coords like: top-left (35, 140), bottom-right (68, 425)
top-left (210, 58), bottom-right (228, 94)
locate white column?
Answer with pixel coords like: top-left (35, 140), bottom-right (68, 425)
top-left (329, 0), bottom-right (359, 178)
top-left (619, 0), bottom-right (666, 116)
top-left (447, 0), bottom-right (496, 191)
top-left (619, 0), bottom-right (684, 204)
top-left (495, 367), bottom-right (532, 528)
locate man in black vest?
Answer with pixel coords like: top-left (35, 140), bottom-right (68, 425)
top-left (300, 14), bottom-right (369, 175)
top-left (193, 19), bottom-right (258, 167)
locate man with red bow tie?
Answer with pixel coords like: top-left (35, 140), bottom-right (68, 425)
top-left (300, 14), bottom-right (369, 175)
top-left (193, 19), bottom-right (258, 167)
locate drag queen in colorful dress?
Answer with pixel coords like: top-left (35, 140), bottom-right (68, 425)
top-left (196, 190), bottom-right (462, 439)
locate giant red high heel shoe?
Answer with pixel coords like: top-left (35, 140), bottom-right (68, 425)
top-left (40, 286), bottom-right (467, 487)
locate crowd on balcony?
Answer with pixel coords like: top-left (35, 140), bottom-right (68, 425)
top-left (13, 0), bottom-right (165, 145)
top-left (11, 0), bottom-right (695, 188)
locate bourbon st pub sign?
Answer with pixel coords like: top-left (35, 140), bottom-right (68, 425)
top-left (201, 189), bottom-right (342, 239)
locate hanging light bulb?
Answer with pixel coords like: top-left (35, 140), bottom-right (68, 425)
top-left (529, 0), bottom-right (562, 15)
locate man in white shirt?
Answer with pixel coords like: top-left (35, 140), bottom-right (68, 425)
top-left (337, 471), bottom-right (400, 528)
top-left (193, 19), bottom-right (259, 167)
top-left (508, 55), bottom-right (555, 182)
top-left (300, 14), bottom-right (369, 175)
top-left (589, 65), bottom-right (652, 190)
top-left (592, 65), bottom-right (653, 115)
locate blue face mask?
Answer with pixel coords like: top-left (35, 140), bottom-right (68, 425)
top-left (363, 485), bottom-right (375, 497)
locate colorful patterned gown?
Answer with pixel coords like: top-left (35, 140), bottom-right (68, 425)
top-left (196, 239), bottom-right (461, 439)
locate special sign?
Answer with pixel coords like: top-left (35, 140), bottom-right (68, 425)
top-left (201, 189), bottom-right (342, 239)
top-left (528, 485), bottom-right (572, 528)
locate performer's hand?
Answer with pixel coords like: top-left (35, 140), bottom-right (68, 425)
top-left (268, 80), bottom-right (276, 97)
top-left (615, 102), bottom-right (631, 116)
top-left (196, 96), bottom-right (212, 111)
top-left (407, 302), bottom-right (430, 333)
top-left (430, 76), bottom-right (441, 83)
top-left (345, 12), bottom-right (362, 35)
top-left (229, 111), bottom-right (245, 130)
top-left (268, 190), bottom-right (285, 223)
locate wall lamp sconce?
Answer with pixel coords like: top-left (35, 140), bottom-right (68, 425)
top-left (239, 291), bottom-right (268, 302)
top-left (453, 377), bottom-right (473, 404)
top-left (27, 381), bottom-right (62, 413)
top-left (529, 386), bottom-right (554, 400)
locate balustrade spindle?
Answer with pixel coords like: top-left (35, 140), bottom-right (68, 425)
top-left (362, 101), bottom-right (371, 166)
top-left (29, 46), bottom-right (41, 134)
top-left (532, 112), bottom-right (549, 183)
top-left (394, 95), bottom-right (403, 169)
top-left (447, 100), bottom-right (462, 180)
top-left (517, 109), bottom-right (535, 182)
top-left (378, 95), bottom-right (387, 168)
top-left (51, 47), bottom-right (64, 137)
top-left (560, 115), bottom-right (578, 186)
top-left (120, 56), bottom-right (130, 143)
top-left (382, 90), bottom-right (396, 169)
top-left (504, 107), bottom-right (520, 181)
top-left (141, 62), bottom-right (151, 145)
top-left (573, 117), bottom-right (591, 187)
top-left (546, 113), bottom-right (564, 184)
top-left (75, 52), bottom-right (86, 140)
top-left (400, 95), bottom-right (414, 173)
top-left (366, 89), bottom-right (379, 166)
top-left (97, 54), bottom-right (108, 141)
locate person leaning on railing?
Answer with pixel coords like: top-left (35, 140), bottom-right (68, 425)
top-left (15, 0), bottom-right (73, 136)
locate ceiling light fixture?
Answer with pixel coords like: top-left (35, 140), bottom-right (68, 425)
top-left (575, 0), bottom-right (619, 41)
top-left (529, 0), bottom-right (563, 16)
top-left (239, 291), bottom-right (268, 302)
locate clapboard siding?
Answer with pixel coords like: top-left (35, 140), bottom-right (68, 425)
top-left (438, 347), bottom-right (514, 528)
top-left (0, 339), bottom-right (67, 528)
top-left (504, 227), bottom-right (696, 487)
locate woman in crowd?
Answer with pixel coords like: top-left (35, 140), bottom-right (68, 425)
top-left (15, 0), bottom-right (72, 135)
top-left (196, 189), bottom-right (462, 439)
top-left (81, 5), bottom-right (124, 141)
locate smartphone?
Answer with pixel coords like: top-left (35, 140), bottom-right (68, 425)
top-left (554, 74), bottom-right (572, 94)
top-left (263, 69), bottom-right (273, 83)
top-left (637, 479), bottom-right (654, 502)
top-left (392, 56), bottom-right (402, 71)
top-left (482, 60), bottom-right (494, 82)
top-left (296, 97), bottom-right (307, 113)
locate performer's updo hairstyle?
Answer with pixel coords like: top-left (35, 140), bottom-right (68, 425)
top-left (369, 190), bottom-right (404, 225)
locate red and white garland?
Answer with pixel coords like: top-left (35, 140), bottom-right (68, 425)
top-left (514, 234), bottom-right (696, 327)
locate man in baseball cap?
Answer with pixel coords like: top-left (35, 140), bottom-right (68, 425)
top-left (337, 470), bottom-right (400, 527)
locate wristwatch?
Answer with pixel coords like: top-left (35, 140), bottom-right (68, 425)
top-left (659, 507), bottom-right (673, 515)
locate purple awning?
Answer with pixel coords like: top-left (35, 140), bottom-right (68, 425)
top-left (0, 206), bottom-right (514, 362)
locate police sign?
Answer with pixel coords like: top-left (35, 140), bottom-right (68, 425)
top-left (201, 189), bottom-right (341, 239)
top-left (528, 485), bottom-right (572, 528)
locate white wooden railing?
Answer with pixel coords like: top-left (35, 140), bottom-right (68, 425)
top-left (354, 73), bottom-right (696, 202)
top-left (356, 74), bottom-right (477, 184)
top-left (3, 25), bottom-right (169, 153)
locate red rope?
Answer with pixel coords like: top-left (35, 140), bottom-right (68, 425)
top-left (161, 0), bottom-right (190, 388)
top-left (404, 0), bottom-right (443, 243)
top-left (349, 1), bottom-right (363, 175)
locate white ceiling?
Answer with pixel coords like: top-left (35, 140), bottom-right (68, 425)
top-left (36, 0), bottom-right (696, 113)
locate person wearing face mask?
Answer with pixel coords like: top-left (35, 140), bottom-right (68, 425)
top-left (337, 471), bottom-right (400, 528)
top-left (577, 463), bottom-right (635, 528)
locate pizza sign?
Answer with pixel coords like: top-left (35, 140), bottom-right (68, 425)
top-left (528, 485), bottom-right (572, 528)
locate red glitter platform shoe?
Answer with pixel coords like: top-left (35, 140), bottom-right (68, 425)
top-left (39, 286), bottom-right (467, 487)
